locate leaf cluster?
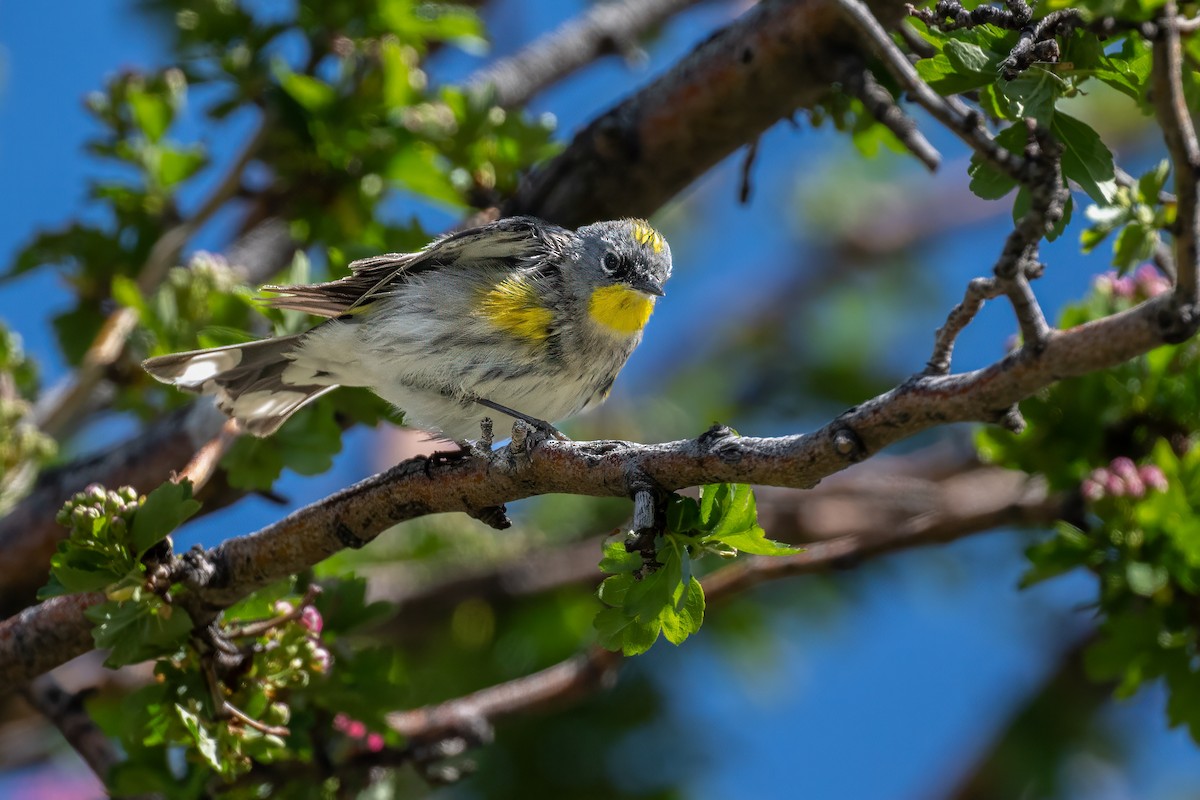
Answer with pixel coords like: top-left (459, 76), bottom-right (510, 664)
top-left (42, 481), bottom-right (201, 665)
top-left (980, 281), bottom-right (1200, 741)
top-left (595, 484), bottom-right (798, 655)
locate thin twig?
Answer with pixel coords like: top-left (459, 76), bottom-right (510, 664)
top-left (465, 0), bottom-right (705, 109)
top-left (926, 277), bottom-right (1003, 375)
top-left (1152, 2), bottom-right (1200, 311)
top-left (837, 58), bottom-right (941, 171)
top-left (174, 418), bottom-right (241, 493)
top-left (35, 121), bottom-right (270, 438)
top-left (837, 0), bottom-right (1025, 180)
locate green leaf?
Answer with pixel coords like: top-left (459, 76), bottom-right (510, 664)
top-left (998, 72), bottom-right (1061, 124)
top-left (1112, 221), bottom-right (1156, 270)
top-left (1053, 112), bottom-right (1118, 205)
top-left (87, 599), bottom-right (193, 667)
top-left (154, 144), bottom-right (207, 188)
top-left (127, 85), bottom-right (173, 142)
top-left (658, 577), bottom-right (705, 646)
top-left (277, 69), bottom-right (336, 113)
top-left (716, 525), bottom-right (802, 556)
top-left (1138, 160), bottom-right (1171, 204)
top-left (599, 540), bottom-right (641, 574)
top-left (623, 554), bottom-right (680, 625)
top-left (594, 606), bottom-right (660, 656)
top-left (40, 552), bottom-right (127, 597)
top-left (131, 480), bottom-right (201, 558)
top-left (176, 704), bottom-right (221, 771)
top-left (666, 494), bottom-right (701, 535)
top-left (968, 124), bottom-right (1027, 200)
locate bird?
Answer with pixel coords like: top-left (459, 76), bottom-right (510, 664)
top-left (142, 216), bottom-right (672, 442)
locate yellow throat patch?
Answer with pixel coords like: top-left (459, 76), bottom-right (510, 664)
top-left (477, 277), bottom-right (553, 342)
top-left (589, 284), bottom-right (654, 335)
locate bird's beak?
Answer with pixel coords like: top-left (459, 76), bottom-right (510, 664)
top-left (628, 276), bottom-right (666, 297)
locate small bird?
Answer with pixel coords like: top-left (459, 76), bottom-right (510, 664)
top-left (143, 216), bottom-right (672, 441)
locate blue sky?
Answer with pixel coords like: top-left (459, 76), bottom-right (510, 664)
top-left (3, 1), bottom-right (1200, 798)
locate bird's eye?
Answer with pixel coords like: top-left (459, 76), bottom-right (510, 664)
top-left (602, 252), bottom-right (621, 274)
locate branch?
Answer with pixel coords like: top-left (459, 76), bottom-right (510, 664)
top-left (466, 0), bottom-right (706, 110)
top-left (387, 465), bottom-right (1062, 741)
top-left (34, 122), bottom-right (271, 438)
top-left (504, 0), bottom-right (912, 227)
top-left (0, 221), bottom-right (295, 618)
top-left (19, 675), bottom-right (129, 791)
top-left (1152, 2), bottom-right (1200, 315)
top-left (0, 0), bottom-right (916, 614)
top-left (371, 454), bottom-right (1056, 638)
top-left (0, 282), bottom-right (1186, 687)
top-left (838, 0), bottom-right (1025, 181)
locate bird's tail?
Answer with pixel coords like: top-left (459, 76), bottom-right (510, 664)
top-left (143, 334), bottom-right (338, 437)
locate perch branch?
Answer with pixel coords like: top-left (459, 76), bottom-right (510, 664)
top-left (0, 281), bottom-right (1189, 687)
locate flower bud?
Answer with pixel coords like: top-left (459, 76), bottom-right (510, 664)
top-left (1140, 465), bottom-right (1169, 493)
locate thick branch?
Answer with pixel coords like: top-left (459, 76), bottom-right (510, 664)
top-left (504, 0), bottom-right (910, 227)
top-left (0, 287), bottom-right (1185, 687)
top-left (373, 455), bottom-right (1057, 637)
top-left (388, 466), bottom-right (1061, 739)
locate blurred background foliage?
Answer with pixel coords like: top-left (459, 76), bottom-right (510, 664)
top-left (4, 0), bottom-right (1200, 797)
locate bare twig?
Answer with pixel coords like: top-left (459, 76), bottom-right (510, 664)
top-left (837, 0), bottom-right (1025, 180)
top-left (837, 57), bottom-right (941, 171)
top-left (175, 419), bottom-right (241, 493)
top-left (926, 277), bottom-right (1003, 375)
top-left (1152, 2), bottom-right (1200, 313)
top-left (466, 0), bottom-right (706, 109)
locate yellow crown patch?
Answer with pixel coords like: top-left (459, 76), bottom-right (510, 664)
top-left (629, 219), bottom-right (665, 254)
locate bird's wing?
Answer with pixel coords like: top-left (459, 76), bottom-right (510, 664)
top-left (262, 217), bottom-right (573, 318)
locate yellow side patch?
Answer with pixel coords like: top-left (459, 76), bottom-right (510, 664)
top-left (630, 219), bottom-right (665, 254)
top-left (477, 278), bottom-right (553, 342)
top-left (589, 284), bottom-right (654, 335)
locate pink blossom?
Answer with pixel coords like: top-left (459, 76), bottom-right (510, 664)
top-left (1133, 264), bottom-right (1171, 297)
top-left (1111, 275), bottom-right (1136, 298)
top-left (1123, 473), bottom-right (1145, 498)
top-left (1109, 457), bottom-right (1138, 481)
top-left (1104, 472), bottom-right (1126, 497)
top-left (300, 605), bottom-right (324, 634)
top-left (366, 732), bottom-right (385, 752)
top-left (1140, 465), bottom-right (1169, 493)
top-left (310, 646), bottom-right (333, 675)
top-left (274, 600), bottom-right (295, 616)
top-left (1081, 478), bottom-right (1105, 502)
